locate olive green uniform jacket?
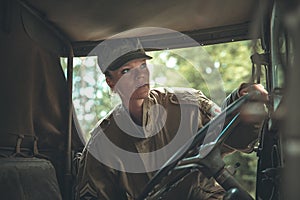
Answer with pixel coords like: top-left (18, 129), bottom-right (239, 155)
top-left (75, 87), bottom-right (260, 200)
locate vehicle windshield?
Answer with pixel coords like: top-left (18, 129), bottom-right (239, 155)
top-left (61, 40), bottom-right (259, 139)
top-left (61, 39), bottom-right (261, 197)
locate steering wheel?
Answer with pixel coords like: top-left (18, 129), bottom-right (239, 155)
top-left (137, 91), bottom-right (263, 200)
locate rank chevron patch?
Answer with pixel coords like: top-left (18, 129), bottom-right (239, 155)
top-left (79, 182), bottom-right (98, 200)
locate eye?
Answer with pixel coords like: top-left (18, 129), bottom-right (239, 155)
top-left (140, 63), bottom-right (147, 69)
top-left (121, 68), bottom-right (130, 74)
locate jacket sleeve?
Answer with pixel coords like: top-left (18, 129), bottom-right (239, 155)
top-left (221, 82), bottom-right (253, 109)
top-left (221, 88), bottom-right (240, 110)
top-left (193, 83), bottom-right (262, 154)
top-left (220, 83), bottom-right (263, 153)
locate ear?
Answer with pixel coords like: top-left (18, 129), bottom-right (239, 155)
top-left (106, 77), bottom-right (115, 90)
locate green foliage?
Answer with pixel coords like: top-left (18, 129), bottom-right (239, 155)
top-left (204, 41), bottom-right (254, 94)
top-left (148, 40), bottom-right (254, 104)
top-left (61, 57), bottom-right (113, 139)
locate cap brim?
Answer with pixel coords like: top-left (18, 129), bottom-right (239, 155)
top-left (106, 50), bottom-right (152, 72)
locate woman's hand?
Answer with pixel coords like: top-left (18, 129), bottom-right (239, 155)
top-left (239, 83), bottom-right (269, 101)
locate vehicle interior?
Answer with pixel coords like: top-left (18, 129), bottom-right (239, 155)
top-left (1, 0), bottom-right (299, 199)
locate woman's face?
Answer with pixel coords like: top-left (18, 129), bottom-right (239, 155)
top-left (106, 58), bottom-right (150, 102)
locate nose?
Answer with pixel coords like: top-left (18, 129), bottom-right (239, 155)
top-left (134, 66), bottom-right (147, 80)
top-left (135, 72), bottom-right (144, 81)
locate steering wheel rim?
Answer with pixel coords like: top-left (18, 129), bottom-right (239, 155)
top-left (137, 91), bottom-right (261, 200)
